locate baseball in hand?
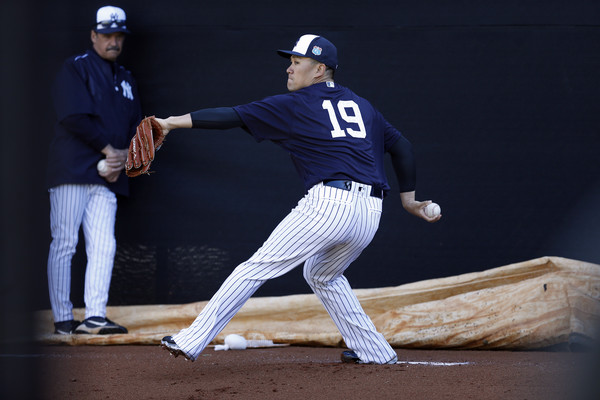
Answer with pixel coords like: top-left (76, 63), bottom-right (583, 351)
top-left (424, 202), bottom-right (441, 217)
top-left (97, 159), bottom-right (108, 174)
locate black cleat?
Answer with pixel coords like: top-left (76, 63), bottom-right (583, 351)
top-left (341, 350), bottom-right (361, 363)
top-left (74, 317), bottom-right (128, 334)
top-left (161, 336), bottom-right (193, 361)
top-left (54, 319), bottom-right (81, 335)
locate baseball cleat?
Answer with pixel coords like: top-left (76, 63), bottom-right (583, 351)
top-left (161, 336), bottom-right (193, 361)
top-left (54, 319), bottom-right (81, 335)
top-left (74, 316), bottom-right (128, 334)
top-left (340, 350), bottom-right (361, 364)
top-left (340, 350), bottom-right (398, 364)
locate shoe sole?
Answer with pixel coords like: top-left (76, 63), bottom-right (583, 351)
top-left (341, 351), bottom-right (360, 364)
top-left (341, 355), bottom-right (360, 363)
top-left (74, 327), bottom-right (128, 335)
top-left (340, 351), bottom-right (397, 364)
top-left (160, 341), bottom-right (193, 361)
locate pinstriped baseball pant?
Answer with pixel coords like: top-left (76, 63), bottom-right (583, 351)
top-left (174, 182), bottom-right (398, 364)
top-left (47, 184), bottom-right (117, 322)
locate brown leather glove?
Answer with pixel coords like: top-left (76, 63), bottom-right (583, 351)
top-left (125, 116), bottom-right (166, 177)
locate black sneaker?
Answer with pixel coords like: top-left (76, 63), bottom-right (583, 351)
top-left (74, 316), bottom-right (128, 334)
top-left (341, 350), bottom-right (361, 363)
top-left (161, 336), bottom-right (193, 361)
top-left (54, 319), bottom-right (81, 335)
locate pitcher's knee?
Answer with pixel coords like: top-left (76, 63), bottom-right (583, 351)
top-left (304, 274), bottom-right (331, 292)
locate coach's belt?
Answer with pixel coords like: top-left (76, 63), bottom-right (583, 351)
top-left (323, 180), bottom-right (383, 199)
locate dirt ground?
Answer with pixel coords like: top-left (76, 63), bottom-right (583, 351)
top-left (11, 345), bottom-right (594, 400)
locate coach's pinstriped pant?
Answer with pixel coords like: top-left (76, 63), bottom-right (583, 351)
top-left (47, 184), bottom-right (117, 323)
top-left (174, 182), bottom-right (398, 364)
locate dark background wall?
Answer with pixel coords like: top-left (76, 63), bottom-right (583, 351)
top-left (3, 0), bottom-right (600, 327)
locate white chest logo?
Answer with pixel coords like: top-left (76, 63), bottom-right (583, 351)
top-left (121, 80), bottom-right (134, 100)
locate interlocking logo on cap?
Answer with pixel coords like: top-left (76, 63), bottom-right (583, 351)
top-left (95, 6), bottom-right (129, 34)
top-left (312, 46), bottom-right (322, 56)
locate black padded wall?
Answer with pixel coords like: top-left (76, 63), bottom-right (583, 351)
top-left (8, 0), bottom-right (600, 310)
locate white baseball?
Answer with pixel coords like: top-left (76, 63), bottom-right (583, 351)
top-left (424, 202), bottom-right (441, 217)
top-left (224, 334), bottom-right (247, 350)
top-left (97, 159), bottom-right (108, 173)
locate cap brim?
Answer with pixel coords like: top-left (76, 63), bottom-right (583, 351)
top-left (277, 50), bottom-right (305, 59)
top-left (94, 27), bottom-right (131, 34)
top-left (277, 49), bottom-right (337, 69)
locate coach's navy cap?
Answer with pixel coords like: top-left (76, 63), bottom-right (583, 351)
top-left (93, 6), bottom-right (130, 34)
top-left (278, 34), bottom-right (338, 70)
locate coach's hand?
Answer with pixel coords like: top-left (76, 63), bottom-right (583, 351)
top-left (100, 144), bottom-right (128, 182)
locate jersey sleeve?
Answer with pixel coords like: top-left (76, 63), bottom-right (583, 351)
top-left (52, 58), bottom-right (96, 122)
top-left (233, 94), bottom-right (295, 142)
top-left (60, 114), bottom-right (108, 152)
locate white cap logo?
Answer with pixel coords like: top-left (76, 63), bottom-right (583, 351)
top-left (95, 6), bottom-right (128, 32)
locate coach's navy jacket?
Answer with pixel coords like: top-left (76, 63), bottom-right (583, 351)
top-left (47, 48), bottom-right (141, 196)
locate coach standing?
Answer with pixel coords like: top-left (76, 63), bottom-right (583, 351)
top-left (46, 6), bottom-right (141, 335)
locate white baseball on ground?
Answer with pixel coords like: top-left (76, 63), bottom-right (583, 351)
top-left (224, 334), bottom-right (247, 350)
top-left (424, 202), bottom-right (441, 217)
top-left (97, 159), bottom-right (108, 173)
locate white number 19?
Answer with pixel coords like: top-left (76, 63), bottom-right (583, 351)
top-left (322, 99), bottom-right (366, 138)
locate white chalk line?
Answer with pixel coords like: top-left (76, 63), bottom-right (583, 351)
top-left (397, 360), bottom-right (472, 366)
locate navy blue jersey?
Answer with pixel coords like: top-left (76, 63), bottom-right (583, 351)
top-left (47, 49), bottom-right (142, 196)
top-left (233, 82), bottom-right (403, 194)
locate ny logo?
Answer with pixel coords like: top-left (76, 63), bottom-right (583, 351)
top-left (121, 80), bottom-right (134, 100)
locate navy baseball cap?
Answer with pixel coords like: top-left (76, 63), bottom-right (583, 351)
top-left (93, 6), bottom-right (130, 34)
top-left (277, 34), bottom-right (338, 70)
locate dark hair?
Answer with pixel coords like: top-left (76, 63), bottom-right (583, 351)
top-left (326, 66), bottom-right (336, 79)
top-left (307, 58), bottom-right (336, 79)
